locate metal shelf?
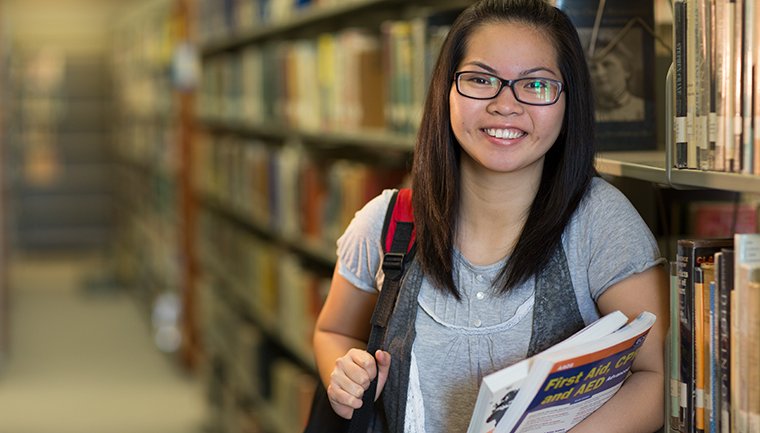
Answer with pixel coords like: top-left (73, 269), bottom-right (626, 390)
top-left (595, 151), bottom-right (760, 194)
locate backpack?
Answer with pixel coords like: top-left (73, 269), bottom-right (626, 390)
top-left (304, 188), bottom-right (416, 433)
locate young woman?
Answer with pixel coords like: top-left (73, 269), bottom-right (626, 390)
top-left (313, 1), bottom-right (669, 432)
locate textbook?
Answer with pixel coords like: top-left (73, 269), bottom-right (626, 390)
top-left (467, 310), bottom-right (656, 433)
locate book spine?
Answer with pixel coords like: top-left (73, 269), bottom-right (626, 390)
top-left (678, 240), bottom-right (733, 433)
top-left (696, 267), bottom-right (706, 433)
top-left (671, 261), bottom-right (683, 431)
top-left (720, 249), bottom-right (734, 433)
top-left (742, 0), bottom-right (756, 174)
top-left (715, 0), bottom-right (728, 172)
top-left (733, 233), bottom-right (760, 431)
top-left (709, 0), bottom-right (718, 171)
top-left (747, 266), bottom-right (760, 431)
top-left (732, 0), bottom-right (745, 173)
top-left (755, 0), bottom-right (760, 175)
top-left (697, 0), bottom-right (712, 171)
top-left (675, 0), bottom-right (689, 169)
top-left (710, 278), bottom-right (720, 433)
top-left (687, 0), bottom-right (699, 169)
top-left (703, 262), bottom-right (717, 432)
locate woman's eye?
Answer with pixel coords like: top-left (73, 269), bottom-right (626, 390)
top-left (524, 80), bottom-right (549, 90)
top-left (467, 75), bottom-right (494, 86)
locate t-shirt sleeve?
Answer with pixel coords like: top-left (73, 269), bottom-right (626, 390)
top-left (581, 179), bottom-right (666, 301)
top-left (335, 189), bottom-right (396, 293)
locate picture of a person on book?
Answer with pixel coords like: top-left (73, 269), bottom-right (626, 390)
top-left (312, 0), bottom-right (669, 432)
top-left (589, 35), bottom-right (646, 123)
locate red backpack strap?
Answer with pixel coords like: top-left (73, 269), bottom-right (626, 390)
top-left (381, 188), bottom-right (415, 255)
top-left (349, 189), bottom-right (415, 433)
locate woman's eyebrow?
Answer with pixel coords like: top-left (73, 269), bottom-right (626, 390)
top-left (462, 61), bottom-right (560, 78)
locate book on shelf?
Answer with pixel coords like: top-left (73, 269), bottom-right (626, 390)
top-left (559, 0), bottom-right (658, 152)
top-left (467, 310), bottom-right (656, 433)
top-left (674, 0), bottom-right (689, 168)
top-left (702, 261), bottom-right (720, 432)
top-left (669, 261), bottom-right (681, 431)
top-left (676, 238), bottom-right (733, 433)
top-left (688, 201), bottom-right (760, 239)
top-left (716, 248), bottom-right (734, 433)
top-left (732, 233), bottom-right (760, 431)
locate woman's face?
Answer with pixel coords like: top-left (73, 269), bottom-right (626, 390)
top-left (449, 21), bottom-right (565, 179)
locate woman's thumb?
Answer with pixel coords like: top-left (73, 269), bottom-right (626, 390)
top-left (374, 350), bottom-right (392, 400)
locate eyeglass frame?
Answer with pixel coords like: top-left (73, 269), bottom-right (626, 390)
top-left (453, 71), bottom-right (564, 106)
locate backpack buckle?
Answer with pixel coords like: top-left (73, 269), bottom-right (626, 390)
top-left (382, 252), bottom-right (405, 280)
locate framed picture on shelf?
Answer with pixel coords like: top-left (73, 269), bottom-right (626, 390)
top-left (560, 0), bottom-right (658, 152)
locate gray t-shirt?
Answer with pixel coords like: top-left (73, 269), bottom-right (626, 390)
top-left (336, 177), bottom-right (665, 433)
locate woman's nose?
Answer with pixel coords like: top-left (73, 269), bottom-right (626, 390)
top-left (487, 85), bottom-right (524, 116)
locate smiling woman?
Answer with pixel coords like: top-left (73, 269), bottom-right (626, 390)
top-left (313, 1), bottom-right (668, 432)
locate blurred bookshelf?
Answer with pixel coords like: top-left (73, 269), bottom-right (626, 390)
top-left (111, 0), bottom-right (200, 370)
top-left (0, 21), bottom-right (8, 367)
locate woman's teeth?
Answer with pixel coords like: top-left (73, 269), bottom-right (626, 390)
top-left (485, 128), bottom-right (525, 139)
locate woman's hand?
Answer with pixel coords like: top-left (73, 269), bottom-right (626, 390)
top-left (327, 348), bottom-right (392, 419)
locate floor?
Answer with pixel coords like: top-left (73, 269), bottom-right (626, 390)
top-left (0, 253), bottom-right (208, 433)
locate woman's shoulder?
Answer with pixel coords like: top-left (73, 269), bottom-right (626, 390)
top-left (582, 177), bottom-right (635, 210)
top-left (571, 177), bottom-right (644, 228)
top-left (340, 189), bottom-right (399, 240)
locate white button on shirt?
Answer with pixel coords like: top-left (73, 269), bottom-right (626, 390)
top-left (476, 291), bottom-right (485, 300)
top-left (475, 275), bottom-right (484, 282)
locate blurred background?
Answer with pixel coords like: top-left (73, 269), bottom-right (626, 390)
top-left (0, 0), bottom-right (208, 432)
top-left (0, 0), bottom-right (702, 432)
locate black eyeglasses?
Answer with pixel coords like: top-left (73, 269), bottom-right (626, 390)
top-left (454, 71), bottom-right (564, 106)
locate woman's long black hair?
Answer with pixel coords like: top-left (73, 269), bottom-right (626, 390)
top-left (411, 0), bottom-right (598, 299)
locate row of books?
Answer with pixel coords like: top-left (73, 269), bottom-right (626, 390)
top-left (201, 277), bottom-right (317, 433)
top-left (115, 164), bottom-right (182, 294)
top-left (193, 132), bottom-right (408, 250)
top-left (197, 205), bottom-right (332, 357)
top-left (194, 0), bottom-right (358, 45)
top-left (673, 0), bottom-right (760, 173)
top-left (112, 1), bottom-right (176, 118)
top-left (671, 234), bottom-right (760, 433)
top-left (197, 12), bottom-right (457, 136)
top-left (116, 122), bottom-right (180, 176)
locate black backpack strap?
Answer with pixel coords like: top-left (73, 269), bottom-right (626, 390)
top-left (349, 189), bottom-right (415, 433)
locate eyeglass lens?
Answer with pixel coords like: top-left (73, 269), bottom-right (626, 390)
top-left (457, 72), bottom-right (560, 105)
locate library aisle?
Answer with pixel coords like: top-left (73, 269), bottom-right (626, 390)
top-left (0, 253), bottom-right (208, 433)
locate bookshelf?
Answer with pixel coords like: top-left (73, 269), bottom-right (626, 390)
top-left (0, 22), bottom-right (7, 367)
top-left (112, 0), bottom-right (200, 369)
top-left (192, 0), bottom-right (475, 431)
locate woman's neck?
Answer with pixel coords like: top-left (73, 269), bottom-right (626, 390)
top-left (455, 157), bottom-right (542, 266)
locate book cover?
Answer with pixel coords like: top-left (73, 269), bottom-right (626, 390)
top-left (677, 238), bottom-right (733, 433)
top-left (560, 0), bottom-right (657, 151)
top-left (467, 311), bottom-right (629, 433)
top-left (494, 312), bottom-right (656, 433)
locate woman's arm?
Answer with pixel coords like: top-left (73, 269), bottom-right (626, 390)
top-left (313, 266), bottom-right (391, 419)
top-left (570, 264), bottom-right (670, 433)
